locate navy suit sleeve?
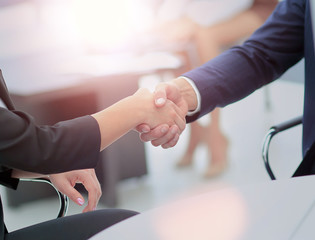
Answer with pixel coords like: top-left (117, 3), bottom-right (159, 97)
top-left (183, 0), bottom-right (305, 122)
top-left (0, 107), bottom-right (101, 174)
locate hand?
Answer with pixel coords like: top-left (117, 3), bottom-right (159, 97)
top-left (137, 123), bottom-right (182, 149)
top-left (49, 169), bottom-right (101, 213)
top-left (136, 79), bottom-right (193, 148)
top-left (133, 87), bottom-right (186, 130)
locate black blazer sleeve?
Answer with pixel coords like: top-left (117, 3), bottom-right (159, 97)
top-left (0, 107), bottom-right (101, 175)
top-left (0, 167), bottom-right (18, 189)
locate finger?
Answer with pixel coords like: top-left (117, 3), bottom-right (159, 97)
top-left (140, 124), bottom-right (170, 142)
top-left (60, 183), bottom-right (85, 207)
top-left (171, 98), bottom-right (186, 118)
top-left (162, 133), bottom-right (180, 149)
top-left (81, 175), bottom-right (101, 212)
top-left (91, 170), bottom-right (102, 201)
top-left (86, 169), bottom-right (102, 202)
top-left (151, 125), bottom-right (179, 147)
top-left (169, 102), bottom-right (186, 133)
top-left (174, 115), bottom-right (186, 134)
top-left (155, 82), bottom-right (188, 116)
top-left (154, 83), bottom-right (168, 107)
top-left (134, 124), bottom-right (150, 133)
top-left (159, 82), bottom-right (181, 105)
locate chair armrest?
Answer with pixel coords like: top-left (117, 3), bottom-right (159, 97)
top-left (269, 116), bottom-right (303, 133)
top-left (262, 116), bottom-right (303, 180)
top-left (20, 178), bottom-right (69, 218)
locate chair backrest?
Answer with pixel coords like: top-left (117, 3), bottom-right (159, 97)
top-left (20, 178), bottom-right (69, 218)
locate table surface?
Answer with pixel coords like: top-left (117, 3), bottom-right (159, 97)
top-left (0, 51), bottom-right (182, 96)
top-left (90, 175), bottom-right (315, 240)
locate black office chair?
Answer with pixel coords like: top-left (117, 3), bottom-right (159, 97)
top-left (262, 116), bottom-right (303, 180)
top-left (19, 178), bottom-right (69, 218)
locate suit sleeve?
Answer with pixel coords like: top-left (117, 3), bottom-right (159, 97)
top-left (184, 0), bottom-right (305, 122)
top-left (0, 107), bottom-right (101, 175)
top-left (0, 167), bottom-right (18, 189)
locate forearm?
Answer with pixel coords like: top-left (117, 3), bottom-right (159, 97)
top-left (92, 95), bottom-right (146, 151)
top-left (11, 169), bottom-right (46, 179)
top-left (1, 109), bottom-right (100, 174)
top-left (182, 0), bottom-right (304, 122)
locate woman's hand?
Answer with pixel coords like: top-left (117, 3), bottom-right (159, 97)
top-left (49, 169), bottom-right (101, 213)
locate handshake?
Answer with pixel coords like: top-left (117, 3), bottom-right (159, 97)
top-left (134, 77), bottom-right (198, 149)
top-left (92, 77), bottom-right (197, 151)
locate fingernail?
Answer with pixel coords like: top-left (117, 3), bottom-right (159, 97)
top-left (141, 128), bottom-right (149, 133)
top-left (171, 128), bottom-right (178, 134)
top-left (77, 198), bottom-right (84, 206)
top-left (156, 98), bottom-right (165, 105)
top-left (161, 126), bottom-right (168, 133)
top-left (174, 134), bottom-right (179, 141)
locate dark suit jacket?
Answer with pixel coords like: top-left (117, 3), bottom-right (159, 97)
top-left (0, 70), bottom-right (100, 238)
top-left (184, 0), bottom-right (314, 157)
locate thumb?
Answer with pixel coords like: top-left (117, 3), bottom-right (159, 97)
top-left (154, 84), bottom-right (167, 107)
top-left (135, 124), bottom-right (150, 133)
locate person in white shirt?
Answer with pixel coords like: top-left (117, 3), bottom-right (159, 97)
top-left (151, 0), bottom-right (278, 177)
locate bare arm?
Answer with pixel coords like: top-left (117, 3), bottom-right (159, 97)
top-left (11, 169), bottom-right (45, 179)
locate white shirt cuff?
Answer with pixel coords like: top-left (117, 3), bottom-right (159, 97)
top-left (179, 76), bottom-right (201, 116)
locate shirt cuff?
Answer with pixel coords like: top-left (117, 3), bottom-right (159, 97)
top-left (179, 76), bottom-right (201, 116)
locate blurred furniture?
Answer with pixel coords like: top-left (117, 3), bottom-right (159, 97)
top-left (20, 178), bottom-right (69, 218)
top-left (261, 115), bottom-right (315, 180)
top-left (90, 175), bottom-right (315, 240)
top-left (0, 0), bottom-right (29, 7)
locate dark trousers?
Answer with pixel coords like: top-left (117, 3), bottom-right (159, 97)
top-left (5, 209), bottom-right (138, 240)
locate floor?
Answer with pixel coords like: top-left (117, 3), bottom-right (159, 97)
top-left (0, 76), bottom-right (304, 233)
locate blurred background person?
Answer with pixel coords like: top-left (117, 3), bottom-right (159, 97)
top-left (150, 0), bottom-right (278, 178)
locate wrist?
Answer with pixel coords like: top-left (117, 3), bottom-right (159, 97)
top-left (172, 77), bottom-right (198, 112)
top-left (129, 90), bottom-right (152, 126)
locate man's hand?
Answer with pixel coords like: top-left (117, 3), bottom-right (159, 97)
top-left (49, 169), bottom-right (101, 213)
top-left (136, 78), bottom-right (197, 148)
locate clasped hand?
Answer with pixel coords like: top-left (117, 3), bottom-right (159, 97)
top-left (136, 81), bottom-right (189, 148)
top-left (49, 169), bottom-right (101, 213)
